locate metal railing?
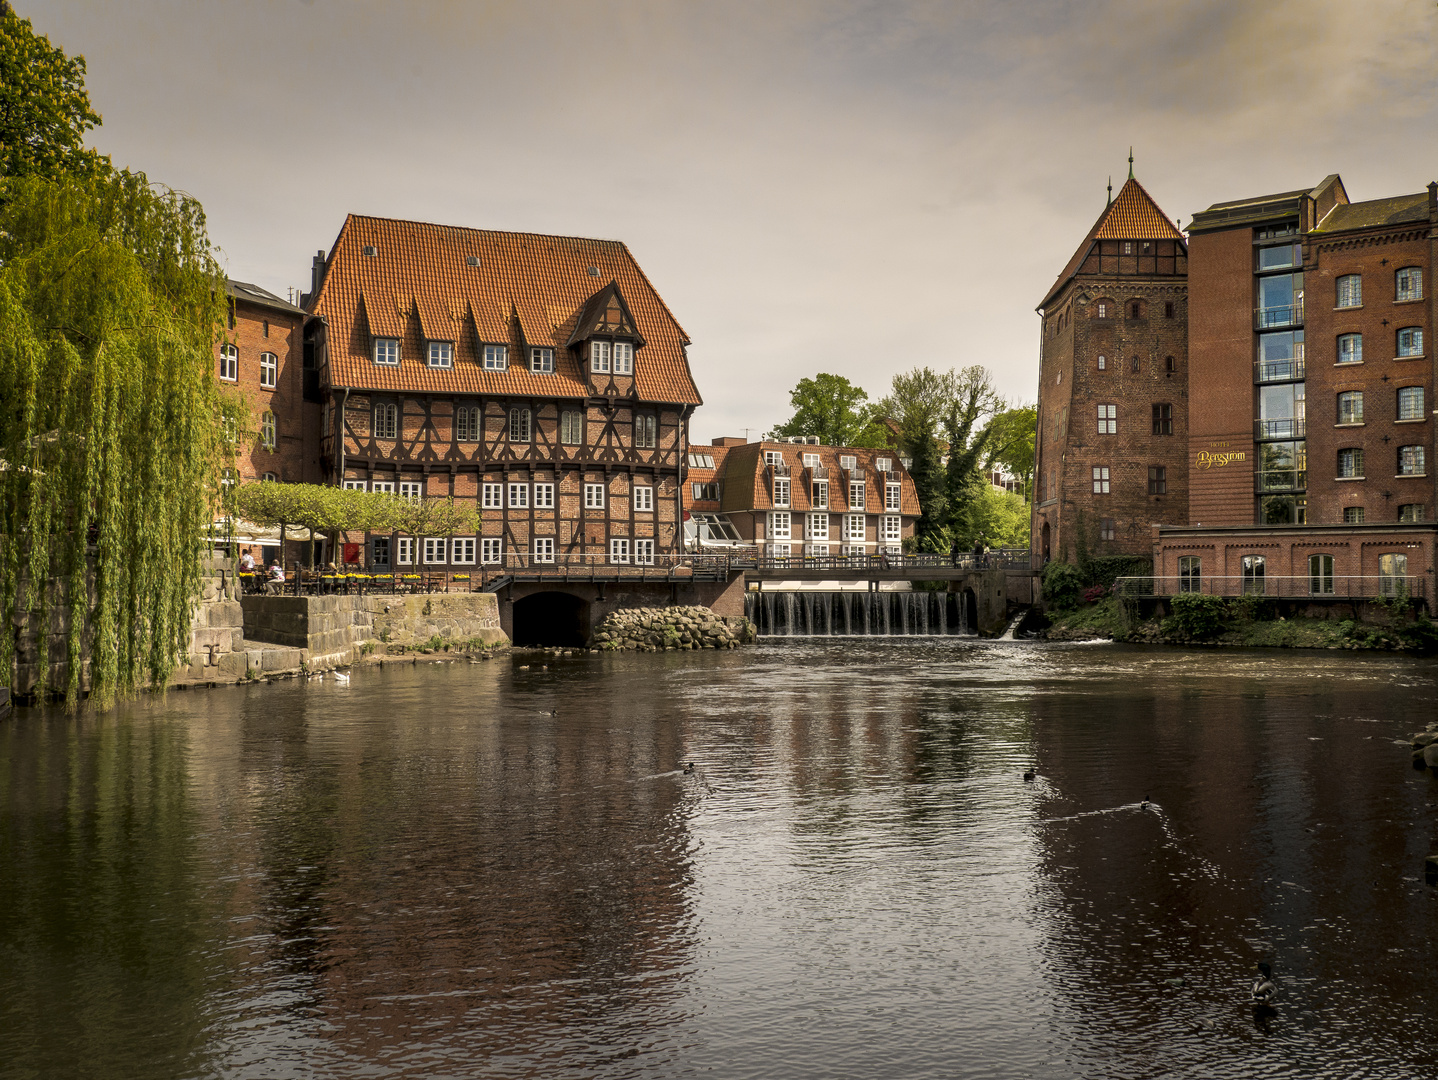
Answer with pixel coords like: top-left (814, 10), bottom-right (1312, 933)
top-left (1255, 417), bottom-right (1305, 440)
top-left (1255, 357), bottom-right (1305, 383)
top-left (1115, 574), bottom-right (1424, 601)
top-left (1254, 302), bottom-right (1304, 329)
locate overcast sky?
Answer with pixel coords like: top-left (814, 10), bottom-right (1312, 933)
top-left (27, 0), bottom-right (1438, 442)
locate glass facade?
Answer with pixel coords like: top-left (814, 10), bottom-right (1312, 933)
top-left (1253, 225), bottom-right (1305, 524)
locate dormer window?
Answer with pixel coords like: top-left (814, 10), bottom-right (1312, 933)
top-left (613, 342), bottom-right (634, 374)
top-left (482, 344), bottom-right (508, 371)
top-left (427, 341), bottom-right (453, 369)
top-left (876, 457), bottom-right (891, 472)
top-left (591, 341), bottom-right (611, 373)
top-left (373, 338), bottom-right (399, 366)
top-left (839, 454), bottom-right (857, 471)
top-left (530, 347), bottom-right (554, 373)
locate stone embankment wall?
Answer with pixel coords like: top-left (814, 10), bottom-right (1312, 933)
top-left (590, 606), bottom-right (755, 651)
top-left (241, 592), bottom-right (505, 663)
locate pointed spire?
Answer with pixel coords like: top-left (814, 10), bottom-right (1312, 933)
top-left (1107, 176), bottom-right (1112, 207)
top-left (1128, 147), bottom-right (1134, 179)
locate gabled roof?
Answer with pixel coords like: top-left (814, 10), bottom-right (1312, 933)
top-left (565, 281), bottom-right (645, 347)
top-left (226, 279), bottom-right (306, 317)
top-left (1311, 191), bottom-right (1429, 234)
top-left (1039, 177), bottom-right (1185, 311)
top-left (310, 215), bottom-right (700, 404)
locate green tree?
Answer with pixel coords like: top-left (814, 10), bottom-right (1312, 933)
top-left (876, 368), bottom-right (955, 550)
top-left (981, 405), bottom-right (1036, 500)
top-left (941, 367), bottom-right (1005, 545)
top-left (0, 172), bottom-right (227, 704)
top-left (0, 5), bottom-right (110, 180)
top-left (961, 484), bottom-right (1031, 549)
top-left (767, 372), bottom-right (887, 447)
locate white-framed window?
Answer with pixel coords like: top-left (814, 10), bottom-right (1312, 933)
top-left (689, 452), bottom-right (715, 468)
top-left (1338, 447), bottom-right (1364, 478)
top-left (343, 479), bottom-right (367, 491)
top-left (634, 413), bottom-right (657, 448)
top-left (767, 543), bottom-right (792, 557)
top-left (259, 351), bottom-right (277, 388)
top-left (529, 347), bottom-right (554, 373)
top-left (876, 457), bottom-right (891, 472)
top-left (613, 342), bottom-right (634, 374)
top-left (806, 512), bottom-right (829, 540)
top-left (396, 536), bottom-right (414, 565)
top-left (219, 343), bottom-right (238, 381)
top-left (634, 486), bottom-right (654, 512)
top-left (839, 454), bottom-right (857, 471)
top-left (840, 543), bottom-right (865, 557)
top-left (1396, 267), bottom-right (1423, 302)
top-left (455, 405), bottom-right (480, 442)
top-left (481, 537), bottom-right (503, 564)
top-left (509, 407), bottom-right (531, 442)
top-left (508, 483), bottom-right (528, 508)
top-left (1337, 333), bottom-right (1362, 364)
top-left (427, 340), bottom-right (453, 369)
top-left (451, 537), bottom-right (475, 564)
top-left (1097, 354), bottom-right (1106, 370)
top-left (1338, 391), bottom-right (1364, 425)
top-left (373, 402), bottom-right (398, 439)
top-left (423, 537), bottom-right (446, 564)
top-left (1399, 386), bottom-right (1424, 420)
top-left (534, 482), bottom-right (555, 509)
top-left (260, 410), bottom-right (276, 451)
top-left (849, 481), bottom-right (865, 509)
top-left (482, 483), bottom-right (503, 509)
top-left (533, 537), bottom-right (555, 562)
top-left (1398, 327), bottom-right (1424, 357)
top-left (1097, 403), bottom-right (1116, 434)
top-left (1336, 274), bottom-right (1362, 308)
top-left (590, 341), bottom-right (611, 373)
top-left (373, 337), bottom-right (399, 366)
top-left (768, 511), bottom-right (791, 540)
top-left (802, 452), bottom-right (820, 468)
top-left (561, 410), bottom-right (584, 445)
top-left (773, 478), bottom-right (790, 506)
top-left (262, 471), bottom-right (278, 482)
top-left (885, 483), bottom-right (901, 511)
top-left (370, 480), bottom-right (395, 494)
top-left (634, 538), bottom-right (654, 565)
top-left (482, 344), bottom-right (508, 370)
top-left (1399, 445), bottom-right (1426, 476)
top-left (1092, 466), bottom-right (1110, 494)
top-left (584, 483), bottom-right (605, 509)
top-left (399, 481), bottom-right (423, 501)
top-left (882, 515), bottom-right (901, 542)
top-left (804, 543), bottom-right (830, 558)
top-left (845, 514), bottom-right (866, 541)
top-left (609, 538), bottom-right (630, 564)
top-left (812, 481), bottom-right (829, 508)
top-left (764, 450), bottom-right (784, 466)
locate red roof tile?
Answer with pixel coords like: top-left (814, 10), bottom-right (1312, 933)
top-left (312, 215), bottom-right (701, 404)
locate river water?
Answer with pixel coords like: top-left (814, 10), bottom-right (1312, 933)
top-left (2, 640), bottom-right (1436, 1080)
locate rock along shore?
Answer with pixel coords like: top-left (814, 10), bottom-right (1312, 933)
top-left (590, 606), bottom-right (755, 652)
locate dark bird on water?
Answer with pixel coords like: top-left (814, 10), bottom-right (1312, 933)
top-left (1023, 768), bottom-right (1036, 782)
top-left (683, 762), bottom-right (695, 774)
top-left (1251, 962), bottom-right (1277, 1006)
top-left (1140, 795), bottom-right (1152, 809)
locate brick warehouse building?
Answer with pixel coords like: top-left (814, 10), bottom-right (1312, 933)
top-left (300, 216), bottom-right (703, 570)
top-left (1032, 175), bottom-right (1190, 562)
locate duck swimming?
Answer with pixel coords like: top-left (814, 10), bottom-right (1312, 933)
top-left (1023, 768), bottom-right (1036, 782)
top-left (682, 762), bottom-right (696, 775)
top-left (1251, 962), bottom-right (1277, 1006)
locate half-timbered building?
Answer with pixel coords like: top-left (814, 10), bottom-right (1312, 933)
top-left (302, 216), bottom-right (703, 568)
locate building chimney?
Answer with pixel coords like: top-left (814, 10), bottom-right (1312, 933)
top-left (1429, 181), bottom-right (1437, 222)
top-left (311, 250), bottom-right (327, 299)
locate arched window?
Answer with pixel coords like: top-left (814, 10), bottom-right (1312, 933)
top-left (1308, 553), bottom-right (1334, 595)
top-left (259, 351), bottom-right (277, 388)
top-left (1178, 555), bottom-right (1200, 593)
top-left (1129, 299), bottom-right (1142, 319)
top-left (1241, 555), bottom-right (1265, 595)
top-left (1397, 327), bottom-right (1423, 358)
top-left (509, 407), bottom-right (532, 442)
top-left (260, 410), bottom-right (276, 451)
top-left (1396, 266), bottom-right (1423, 302)
top-left (219, 343), bottom-right (238, 382)
top-left (1165, 356), bottom-right (1176, 373)
top-left (1097, 354), bottom-right (1106, 371)
top-left (1094, 298), bottom-right (1113, 319)
top-left (1130, 355), bottom-right (1140, 373)
top-left (373, 402), bottom-right (398, 440)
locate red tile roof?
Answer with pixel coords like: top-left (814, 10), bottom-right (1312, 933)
top-left (311, 215), bottom-right (701, 404)
top-left (1039, 177), bottom-right (1185, 310)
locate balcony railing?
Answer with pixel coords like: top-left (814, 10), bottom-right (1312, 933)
top-left (1115, 574), bottom-right (1424, 602)
top-left (1254, 301), bottom-right (1304, 329)
top-left (1254, 357), bottom-right (1305, 383)
top-left (808, 465), bottom-right (830, 480)
top-left (1255, 417), bottom-right (1305, 440)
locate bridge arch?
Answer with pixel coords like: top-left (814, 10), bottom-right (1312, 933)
top-left (512, 591), bottom-right (591, 648)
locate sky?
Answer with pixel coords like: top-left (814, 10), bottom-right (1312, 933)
top-left (25, 0), bottom-right (1438, 443)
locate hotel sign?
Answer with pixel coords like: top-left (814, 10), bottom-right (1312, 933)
top-left (1195, 450), bottom-right (1246, 469)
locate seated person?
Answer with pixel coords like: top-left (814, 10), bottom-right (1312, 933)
top-left (265, 560), bottom-right (286, 593)
top-left (238, 550), bottom-right (255, 572)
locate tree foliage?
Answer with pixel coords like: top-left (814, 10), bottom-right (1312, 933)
top-left (767, 372), bottom-right (887, 447)
top-left (0, 171), bottom-right (228, 703)
top-left (232, 481), bottom-right (479, 540)
top-left (982, 405), bottom-right (1036, 498)
top-left (0, 6), bottom-right (110, 181)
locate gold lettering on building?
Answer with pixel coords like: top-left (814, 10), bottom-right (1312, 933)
top-left (1195, 450), bottom-right (1246, 469)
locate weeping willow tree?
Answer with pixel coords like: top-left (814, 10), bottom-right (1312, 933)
top-left (0, 171), bottom-right (229, 705)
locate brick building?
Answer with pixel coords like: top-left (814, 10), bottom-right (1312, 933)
top-left (682, 437), bottom-right (920, 556)
top-left (301, 215), bottom-right (703, 570)
top-left (1032, 175), bottom-right (1190, 562)
top-left (216, 280), bottom-right (318, 486)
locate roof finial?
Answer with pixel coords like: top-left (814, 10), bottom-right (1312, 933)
top-left (1107, 176), bottom-right (1112, 207)
top-left (1128, 147), bottom-right (1134, 179)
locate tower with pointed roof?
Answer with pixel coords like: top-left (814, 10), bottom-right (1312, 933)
top-left (1032, 176), bottom-right (1190, 562)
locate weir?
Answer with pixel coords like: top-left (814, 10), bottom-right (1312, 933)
top-left (744, 589), bottom-right (977, 637)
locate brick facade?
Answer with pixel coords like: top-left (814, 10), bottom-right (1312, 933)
top-left (1033, 177), bottom-right (1190, 561)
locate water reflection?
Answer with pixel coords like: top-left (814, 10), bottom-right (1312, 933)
top-left (1, 643), bottom-right (1435, 1078)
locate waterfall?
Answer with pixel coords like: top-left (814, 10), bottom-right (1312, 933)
top-left (744, 591), bottom-right (974, 637)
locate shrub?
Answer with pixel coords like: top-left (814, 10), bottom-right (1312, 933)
top-left (1043, 561), bottom-right (1085, 611)
top-left (1166, 593), bottom-right (1227, 639)
top-left (1082, 585), bottom-right (1107, 604)
top-left (1084, 555), bottom-right (1152, 593)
